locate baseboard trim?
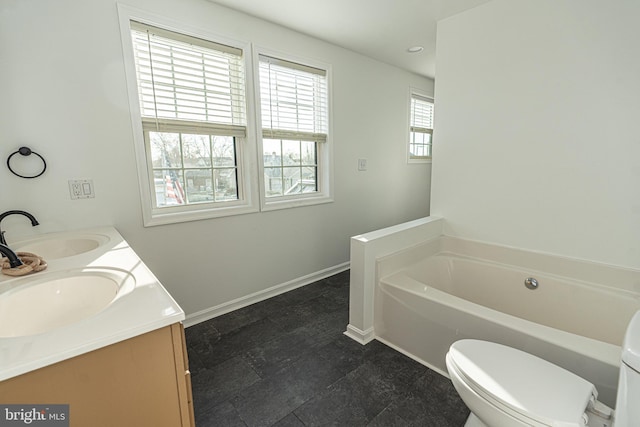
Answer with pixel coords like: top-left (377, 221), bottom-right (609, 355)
top-left (343, 324), bottom-right (375, 345)
top-left (184, 262), bottom-right (350, 328)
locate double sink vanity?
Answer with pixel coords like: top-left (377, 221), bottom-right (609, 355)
top-left (0, 227), bottom-right (194, 426)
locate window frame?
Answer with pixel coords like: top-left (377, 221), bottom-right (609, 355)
top-left (118, 5), bottom-right (259, 226)
top-left (253, 47), bottom-right (333, 212)
top-left (408, 89), bottom-right (434, 164)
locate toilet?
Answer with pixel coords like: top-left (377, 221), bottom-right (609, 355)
top-left (446, 310), bottom-right (640, 427)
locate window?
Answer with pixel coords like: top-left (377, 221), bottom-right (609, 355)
top-left (409, 92), bottom-right (434, 161)
top-left (123, 17), bottom-right (257, 225)
top-left (119, 6), bottom-right (332, 224)
top-left (258, 54), bottom-right (331, 207)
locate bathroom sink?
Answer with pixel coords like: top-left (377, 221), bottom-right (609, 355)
top-left (0, 268), bottom-right (134, 337)
top-left (12, 233), bottom-right (110, 260)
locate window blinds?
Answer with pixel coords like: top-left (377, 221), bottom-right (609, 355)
top-left (410, 95), bottom-right (434, 131)
top-left (259, 55), bottom-right (328, 142)
top-left (130, 22), bottom-right (246, 135)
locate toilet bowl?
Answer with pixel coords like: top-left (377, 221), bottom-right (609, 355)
top-left (446, 311), bottom-right (640, 427)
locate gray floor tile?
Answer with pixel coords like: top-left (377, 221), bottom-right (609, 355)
top-left (195, 400), bottom-right (248, 427)
top-left (267, 295), bottom-right (341, 332)
top-left (191, 356), bottom-right (261, 413)
top-left (241, 328), bottom-right (316, 377)
top-left (191, 317), bottom-right (286, 368)
top-left (271, 413), bottom-right (305, 427)
top-left (293, 373), bottom-right (385, 426)
top-left (367, 406), bottom-right (410, 427)
top-left (231, 349), bottom-right (347, 427)
top-left (390, 374), bottom-right (470, 426)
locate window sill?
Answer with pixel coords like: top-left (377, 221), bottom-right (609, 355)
top-left (408, 158), bottom-right (432, 164)
top-left (141, 194), bottom-right (334, 226)
top-left (143, 203), bottom-right (259, 227)
top-left (261, 194), bottom-right (333, 212)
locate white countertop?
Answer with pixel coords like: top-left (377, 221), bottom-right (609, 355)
top-left (0, 226), bottom-right (185, 381)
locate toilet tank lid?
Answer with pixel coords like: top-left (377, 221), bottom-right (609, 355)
top-left (448, 340), bottom-right (596, 426)
top-left (622, 311), bottom-right (640, 371)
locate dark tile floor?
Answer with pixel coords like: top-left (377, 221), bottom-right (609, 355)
top-left (185, 270), bottom-right (470, 427)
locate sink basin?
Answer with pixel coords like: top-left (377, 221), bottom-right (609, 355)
top-left (11, 233), bottom-right (110, 260)
top-left (0, 268), bottom-right (134, 337)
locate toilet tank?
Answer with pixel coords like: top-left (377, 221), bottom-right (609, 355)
top-left (613, 310), bottom-right (640, 426)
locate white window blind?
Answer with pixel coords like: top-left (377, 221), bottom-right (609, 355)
top-left (410, 94), bottom-right (434, 132)
top-left (259, 55), bottom-right (328, 142)
top-left (131, 21), bottom-right (246, 135)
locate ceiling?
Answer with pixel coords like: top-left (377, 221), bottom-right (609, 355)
top-left (208, 0), bottom-right (492, 79)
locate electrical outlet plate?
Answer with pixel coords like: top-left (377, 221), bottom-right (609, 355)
top-left (69, 179), bottom-right (95, 199)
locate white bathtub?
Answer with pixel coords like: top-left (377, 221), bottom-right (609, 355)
top-left (374, 236), bottom-right (640, 407)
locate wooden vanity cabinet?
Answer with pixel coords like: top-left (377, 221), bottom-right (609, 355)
top-left (0, 323), bottom-right (195, 427)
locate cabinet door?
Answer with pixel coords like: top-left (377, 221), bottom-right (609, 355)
top-left (0, 324), bottom-right (194, 427)
top-left (170, 322), bottom-right (195, 427)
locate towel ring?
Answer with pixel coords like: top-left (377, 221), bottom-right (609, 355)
top-left (7, 146), bottom-right (47, 179)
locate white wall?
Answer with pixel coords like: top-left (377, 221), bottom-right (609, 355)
top-left (0, 0), bottom-right (433, 317)
top-left (432, 0), bottom-right (640, 269)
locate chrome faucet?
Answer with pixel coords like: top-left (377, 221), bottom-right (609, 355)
top-left (0, 210), bottom-right (39, 246)
top-left (0, 243), bottom-right (23, 268)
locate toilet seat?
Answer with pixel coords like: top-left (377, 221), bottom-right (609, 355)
top-left (447, 340), bottom-right (597, 427)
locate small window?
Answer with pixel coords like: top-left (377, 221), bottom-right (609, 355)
top-left (258, 54), bottom-right (331, 206)
top-left (409, 93), bottom-right (434, 161)
top-left (127, 21), bottom-right (254, 224)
